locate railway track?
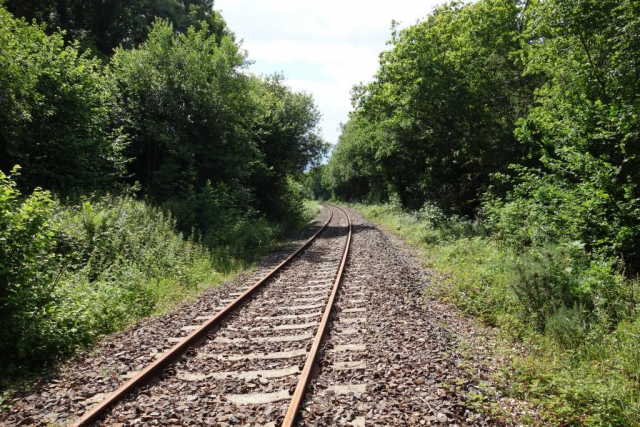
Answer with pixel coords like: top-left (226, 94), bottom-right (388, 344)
top-left (72, 204), bottom-right (363, 426)
top-left (3, 205), bottom-right (500, 426)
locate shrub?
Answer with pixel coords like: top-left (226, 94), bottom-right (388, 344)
top-left (511, 244), bottom-right (588, 331)
top-left (544, 305), bottom-right (587, 350)
top-left (164, 181), bottom-right (279, 266)
top-left (0, 167), bottom-right (61, 378)
top-left (511, 243), bottom-right (630, 333)
top-left (416, 202), bottom-right (446, 228)
top-left (0, 171), bottom-right (223, 385)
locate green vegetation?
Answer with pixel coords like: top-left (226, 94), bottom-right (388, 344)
top-left (351, 203), bottom-right (640, 425)
top-left (321, 0), bottom-right (640, 424)
top-left (1, 168), bottom-right (225, 382)
top-left (0, 2), bottom-right (325, 388)
top-left (303, 166), bottom-right (331, 201)
top-left (4, 0), bottom-right (227, 58)
top-left (326, 0), bottom-right (640, 272)
top-left (0, 7), bottom-right (126, 193)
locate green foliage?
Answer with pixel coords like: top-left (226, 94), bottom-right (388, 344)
top-left (111, 20), bottom-right (253, 200)
top-left (254, 75), bottom-right (328, 179)
top-left (164, 181), bottom-right (277, 264)
top-left (485, 154), bottom-right (640, 273)
top-left (354, 203), bottom-right (640, 425)
top-left (250, 75), bottom-right (329, 223)
top-left (510, 0), bottom-right (640, 273)
top-left (324, 117), bottom-right (389, 203)
top-left (509, 244), bottom-right (625, 332)
top-left (0, 167), bottom-right (61, 379)
top-left (329, 0), bottom-right (535, 212)
top-left (0, 7), bottom-right (127, 194)
top-left (543, 306), bottom-right (587, 351)
top-left (329, 0), bottom-right (640, 273)
top-left (4, 0), bottom-right (228, 57)
top-left (302, 165), bottom-right (331, 201)
top-left (0, 170), bottom-right (227, 384)
top-left (111, 22), bottom-right (326, 237)
top-left (508, 314), bottom-right (640, 425)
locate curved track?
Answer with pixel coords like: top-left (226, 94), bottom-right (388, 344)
top-left (73, 204), bottom-right (352, 426)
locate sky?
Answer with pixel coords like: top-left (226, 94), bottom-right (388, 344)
top-left (214, 0), bottom-right (444, 146)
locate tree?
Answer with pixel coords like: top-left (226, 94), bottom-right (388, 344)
top-left (4, 0), bottom-right (228, 57)
top-left (345, 0), bottom-right (536, 212)
top-left (303, 165), bottom-right (331, 201)
top-left (501, 0), bottom-right (640, 272)
top-left (111, 20), bottom-right (327, 235)
top-left (324, 116), bottom-right (388, 202)
top-left (0, 6), bottom-right (127, 194)
top-left (250, 75), bottom-right (328, 219)
top-left (111, 19), bottom-right (254, 201)
top-left (253, 75), bottom-right (326, 179)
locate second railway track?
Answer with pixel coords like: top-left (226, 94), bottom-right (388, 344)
top-left (74, 204), bottom-right (355, 426)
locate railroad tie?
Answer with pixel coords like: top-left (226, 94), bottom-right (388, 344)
top-left (226, 321), bottom-right (319, 331)
top-left (339, 317), bottom-right (367, 324)
top-left (213, 333), bottom-right (313, 344)
top-left (342, 307), bottom-right (366, 313)
top-left (197, 348), bottom-right (308, 361)
top-left (256, 312), bottom-right (322, 321)
top-left (326, 384), bottom-right (367, 395)
top-left (226, 389), bottom-right (291, 405)
top-left (175, 365), bottom-right (300, 382)
top-left (333, 360), bottom-right (367, 370)
top-left (292, 296), bottom-right (326, 303)
top-left (329, 344), bottom-right (366, 353)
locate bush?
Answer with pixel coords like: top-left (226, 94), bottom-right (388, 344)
top-left (485, 155), bottom-right (640, 274)
top-left (0, 167), bottom-right (61, 379)
top-left (544, 306), bottom-right (587, 350)
top-left (0, 170), bottom-right (224, 385)
top-left (416, 202), bottom-right (446, 228)
top-left (511, 244), bottom-right (589, 331)
top-left (510, 243), bottom-right (630, 334)
top-left (164, 181), bottom-right (279, 265)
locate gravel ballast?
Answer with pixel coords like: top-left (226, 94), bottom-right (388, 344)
top-left (1, 205), bottom-right (534, 426)
top-left (296, 207), bottom-right (497, 426)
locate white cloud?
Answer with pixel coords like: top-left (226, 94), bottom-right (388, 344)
top-left (215, 0), bottom-right (444, 144)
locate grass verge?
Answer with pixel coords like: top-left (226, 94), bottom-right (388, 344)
top-left (347, 202), bottom-right (640, 426)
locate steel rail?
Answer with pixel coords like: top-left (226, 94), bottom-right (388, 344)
top-left (282, 204), bottom-right (352, 427)
top-left (72, 206), bottom-right (334, 427)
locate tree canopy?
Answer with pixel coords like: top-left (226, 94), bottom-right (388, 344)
top-left (325, 0), bottom-right (640, 273)
top-left (0, 3), bottom-right (327, 240)
top-left (4, 0), bottom-right (228, 57)
top-left (0, 7), bottom-right (127, 193)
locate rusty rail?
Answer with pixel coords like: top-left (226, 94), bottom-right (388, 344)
top-left (72, 206), bottom-right (334, 427)
top-left (282, 204), bottom-right (352, 426)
